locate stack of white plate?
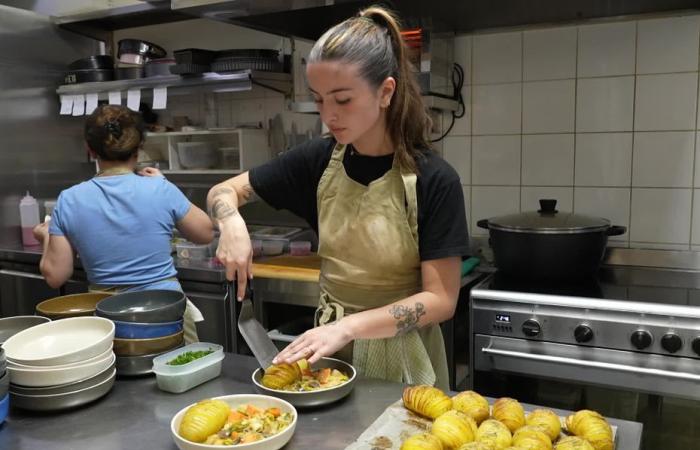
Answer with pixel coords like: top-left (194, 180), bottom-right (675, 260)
top-left (2, 316), bottom-right (116, 412)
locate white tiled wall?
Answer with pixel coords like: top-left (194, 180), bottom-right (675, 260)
top-left (444, 12), bottom-right (700, 251)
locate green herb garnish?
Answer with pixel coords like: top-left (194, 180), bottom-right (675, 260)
top-left (166, 349), bottom-right (215, 365)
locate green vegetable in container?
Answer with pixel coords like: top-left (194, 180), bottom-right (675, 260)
top-left (167, 349), bottom-right (215, 365)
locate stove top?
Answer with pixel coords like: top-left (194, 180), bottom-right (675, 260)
top-left (481, 265), bottom-right (700, 307)
top-left (471, 265), bottom-right (700, 359)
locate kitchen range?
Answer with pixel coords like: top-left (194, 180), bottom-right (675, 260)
top-left (470, 252), bottom-right (700, 450)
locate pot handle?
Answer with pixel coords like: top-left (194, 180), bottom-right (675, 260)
top-left (607, 225), bottom-right (627, 236)
top-left (477, 219), bottom-right (490, 230)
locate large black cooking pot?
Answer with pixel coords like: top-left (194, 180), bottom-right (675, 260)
top-left (477, 199), bottom-right (626, 281)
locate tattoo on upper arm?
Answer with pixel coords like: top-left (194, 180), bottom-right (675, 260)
top-left (390, 302), bottom-right (426, 336)
top-left (241, 183), bottom-right (258, 203)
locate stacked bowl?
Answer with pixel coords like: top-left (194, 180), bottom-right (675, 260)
top-left (95, 290), bottom-right (186, 376)
top-left (35, 292), bottom-right (112, 320)
top-left (0, 346), bottom-right (7, 424)
top-left (3, 317), bottom-right (116, 412)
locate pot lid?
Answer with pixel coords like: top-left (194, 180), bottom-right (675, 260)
top-left (486, 199), bottom-right (611, 234)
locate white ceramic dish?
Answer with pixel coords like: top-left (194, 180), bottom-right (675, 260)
top-left (10, 369), bottom-right (115, 412)
top-left (8, 346), bottom-right (113, 370)
top-left (8, 352), bottom-right (116, 387)
top-left (3, 317), bottom-right (114, 366)
top-left (170, 394), bottom-right (297, 450)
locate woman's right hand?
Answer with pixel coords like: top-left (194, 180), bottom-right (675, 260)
top-left (217, 215), bottom-right (253, 300)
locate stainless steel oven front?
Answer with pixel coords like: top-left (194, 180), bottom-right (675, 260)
top-left (469, 277), bottom-right (700, 450)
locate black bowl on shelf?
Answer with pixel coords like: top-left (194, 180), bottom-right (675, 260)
top-left (67, 55), bottom-right (114, 70)
top-left (64, 69), bottom-right (114, 84)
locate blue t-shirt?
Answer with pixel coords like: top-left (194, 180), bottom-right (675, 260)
top-left (49, 173), bottom-right (191, 289)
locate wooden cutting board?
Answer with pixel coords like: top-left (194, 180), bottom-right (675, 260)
top-left (252, 254), bottom-right (321, 282)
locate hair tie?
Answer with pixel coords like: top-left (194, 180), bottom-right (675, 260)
top-left (105, 120), bottom-right (122, 139)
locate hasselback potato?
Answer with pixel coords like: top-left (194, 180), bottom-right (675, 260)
top-left (457, 442), bottom-right (496, 450)
top-left (565, 410), bottom-right (613, 450)
top-left (526, 409), bottom-right (561, 442)
top-left (453, 391), bottom-right (491, 424)
top-left (403, 385), bottom-right (453, 419)
top-left (492, 398), bottom-right (526, 433)
top-left (476, 419), bottom-right (512, 449)
top-left (178, 399), bottom-right (230, 443)
top-left (512, 425), bottom-right (552, 450)
top-left (554, 436), bottom-right (595, 450)
top-left (261, 362), bottom-right (302, 390)
top-left (401, 432), bottom-right (444, 450)
top-left (432, 409), bottom-right (478, 449)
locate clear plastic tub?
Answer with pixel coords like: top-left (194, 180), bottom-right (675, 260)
top-left (152, 343), bottom-right (224, 393)
top-left (251, 239), bottom-right (263, 257)
top-left (176, 242), bottom-right (209, 259)
top-left (289, 240), bottom-right (311, 256)
top-left (262, 240), bottom-right (284, 256)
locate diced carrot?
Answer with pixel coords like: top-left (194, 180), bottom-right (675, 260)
top-left (227, 410), bottom-right (246, 423)
top-left (317, 367), bottom-right (331, 383)
top-left (266, 407), bottom-right (281, 417)
top-left (302, 369), bottom-right (313, 377)
top-left (240, 433), bottom-right (263, 443)
top-left (245, 404), bottom-right (261, 416)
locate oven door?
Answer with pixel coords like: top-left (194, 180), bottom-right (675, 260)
top-left (472, 335), bottom-right (700, 450)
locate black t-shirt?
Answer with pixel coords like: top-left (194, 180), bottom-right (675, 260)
top-left (249, 137), bottom-right (470, 261)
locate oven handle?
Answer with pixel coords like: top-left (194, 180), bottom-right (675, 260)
top-left (481, 347), bottom-right (700, 382)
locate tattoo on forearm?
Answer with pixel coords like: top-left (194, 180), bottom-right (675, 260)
top-left (390, 302), bottom-right (426, 336)
top-left (211, 200), bottom-right (238, 221)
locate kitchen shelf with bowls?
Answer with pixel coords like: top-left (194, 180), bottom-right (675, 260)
top-left (140, 128), bottom-right (270, 174)
top-left (55, 69), bottom-right (293, 99)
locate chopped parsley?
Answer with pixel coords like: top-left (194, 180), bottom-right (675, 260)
top-left (167, 349), bottom-right (215, 365)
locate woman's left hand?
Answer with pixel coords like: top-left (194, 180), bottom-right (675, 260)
top-left (273, 321), bottom-right (354, 365)
top-left (138, 167), bottom-right (164, 177)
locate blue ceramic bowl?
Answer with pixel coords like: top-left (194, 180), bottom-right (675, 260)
top-left (95, 290), bottom-right (186, 323)
top-left (113, 319), bottom-right (183, 339)
top-left (0, 393), bottom-right (8, 425)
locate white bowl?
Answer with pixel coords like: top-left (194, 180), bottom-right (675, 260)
top-left (170, 394), bottom-right (297, 450)
top-left (2, 317), bottom-right (115, 366)
top-left (8, 346), bottom-right (113, 370)
top-left (8, 352), bottom-right (116, 387)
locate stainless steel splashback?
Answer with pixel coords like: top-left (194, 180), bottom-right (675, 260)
top-left (0, 6), bottom-right (100, 246)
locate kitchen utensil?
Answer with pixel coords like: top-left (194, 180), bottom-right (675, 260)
top-left (3, 317), bottom-right (114, 367)
top-left (35, 292), bottom-right (112, 320)
top-left (95, 289), bottom-right (186, 323)
top-left (145, 58), bottom-right (176, 77)
top-left (117, 39), bottom-right (166, 63)
top-left (251, 357), bottom-right (357, 407)
top-left (170, 394), bottom-right (297, 450)
top-left (477, 199), bottom-right (626, 281)
top-left (211, 49), bottom-right (282, 73)
top-left (232, 281), bottom-right (278, 370)
top-left (115, 65), bottom-right (144, 80)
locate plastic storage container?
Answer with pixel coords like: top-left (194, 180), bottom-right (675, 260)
top-left (219, 146), bottom-right (240, 170)
top-left (152, 343), bottom-right (224, 393)
top-left (19, 191), bottom-right (40, 246)
top-left (289, 241), bottom-right (311, 256)
top-left (251, 239), bottom-right (263, 257)
top-left (262, 240), bottom-right (285, 256)
top-left (176, 242), bottom-right (210, 259)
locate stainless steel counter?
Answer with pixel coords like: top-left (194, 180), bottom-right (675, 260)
top-left (0, 354), bottom-right (643, 450)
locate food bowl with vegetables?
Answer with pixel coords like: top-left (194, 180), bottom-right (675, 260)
top-left (170, 394), bottom-right (296, 450)
top-left (153, 343), bottom-right (224, 393)
top-left (251, 357), bottom-right (356, 407)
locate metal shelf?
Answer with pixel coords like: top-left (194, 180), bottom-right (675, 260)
top-left (56, 70), bottom-right (292, 97)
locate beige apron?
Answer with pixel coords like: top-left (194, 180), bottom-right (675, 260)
top-left (89, 166), bottom-right (202, 344)
top-left (314, 143), bottom-right (449, 390)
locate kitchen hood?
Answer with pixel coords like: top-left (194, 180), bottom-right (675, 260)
top-left (172, 0), bottom-right (700, 40)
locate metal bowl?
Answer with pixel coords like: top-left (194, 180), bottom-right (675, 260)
top-left (96, 290), bottom-right (186, 323)
top-left (251, 357), bottom-right (356, 407)
top-left (10, 369), bottom-right (115, 412)
top-left (0, 316), bottom-right (50, 345)
top-left (115, 345), bottom-right (181, 376)
top-left (113, 330), bottom-right (184, 357)
top-left (35, 292), bottom-right (112, 320)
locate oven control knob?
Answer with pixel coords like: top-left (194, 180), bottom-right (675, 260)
top-left (661, 333), bottom-right (682, 353)
top-left (692, 337), bottom-right (700, 356)
top-left (574, 324), bottom-right (594, 343)
top-left (631, 330), bottom-right (653, 350)
top-left (522, 319), bottom-right (541, 337)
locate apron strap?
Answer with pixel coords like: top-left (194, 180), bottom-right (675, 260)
top-left (400, 170), bottom-right (419, 246)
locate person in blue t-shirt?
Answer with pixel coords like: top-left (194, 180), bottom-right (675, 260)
top-left (33, 105), bottom-right (214, 343)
